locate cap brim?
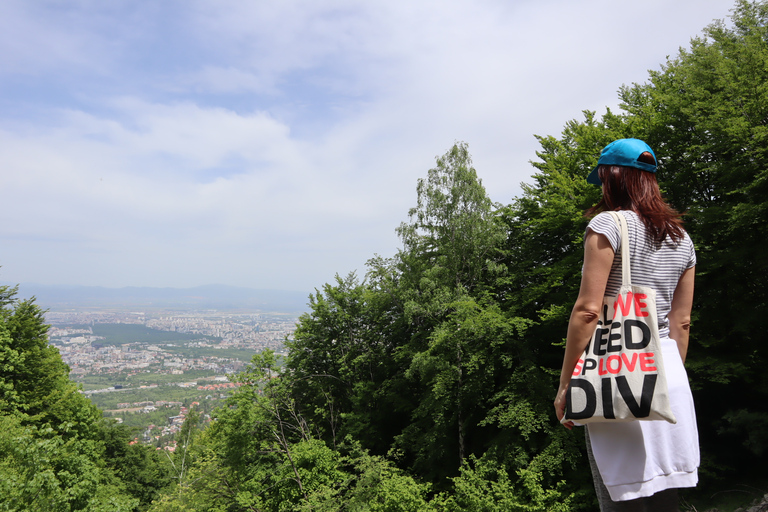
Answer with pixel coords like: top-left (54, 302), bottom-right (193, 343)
top-left (587, 165), bottom-right (601, 185)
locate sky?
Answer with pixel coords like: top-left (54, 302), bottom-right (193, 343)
top-left (0, 0), bottom-right (736, 294)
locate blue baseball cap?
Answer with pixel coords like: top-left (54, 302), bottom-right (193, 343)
top-left (587, 138), bottom-right (657, 185)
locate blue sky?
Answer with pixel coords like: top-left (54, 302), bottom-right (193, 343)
top-left (0, 0), bottom-right (734, 293)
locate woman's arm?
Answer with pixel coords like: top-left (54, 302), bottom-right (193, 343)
top-left (668, 266), bottom-right (695, 363)
top-left (554, 229), bottom-right (615, 428)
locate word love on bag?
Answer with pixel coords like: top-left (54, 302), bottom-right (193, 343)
top-left (567, 291), bottom-right (662, 421)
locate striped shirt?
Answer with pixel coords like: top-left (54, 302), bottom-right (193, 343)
top-left (587, 210), bottom-right (696, 338)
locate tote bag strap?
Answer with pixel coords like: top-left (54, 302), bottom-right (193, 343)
top-left (606, 211), bottom-right (631, 286)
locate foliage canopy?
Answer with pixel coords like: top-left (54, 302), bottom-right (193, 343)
top-left (3, 1), bottom-right (768, 510)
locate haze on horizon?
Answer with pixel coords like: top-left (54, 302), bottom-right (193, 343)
top-left (0, 0), bottom-right (734, 294)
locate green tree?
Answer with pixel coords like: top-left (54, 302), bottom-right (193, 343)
top-left (618, 0), bottom-right (768, 475)
top-left (434, 455), bottom-right (574, 512)
top-left (0, 285), bottom-right (148, 510)
top-left (396, 141), bottom-right (506, 295)
top-left (388, 143), bottom-right (509, 477)
top-left (507, 0), bottom-right (768, 495)
top-left (99, 423), bottom-right (173, 511)
top-left (150, 351), bottom-right (437, 512)
top-left (0, 286), bottom-right (102, 437)
top-left (0, 411), bottom-right (141, 512)
top-left (284, 143), bottom-right (586, 505)
top-left (147, 4), bottom-right (768, 505)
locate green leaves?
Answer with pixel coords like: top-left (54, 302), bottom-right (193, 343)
top-left (139, 3), bottom-right (768, 507)
top-left (0, 412), bottom-right (140, 512)
top-left (0, 285), bottom-right (175, 511)
top-left (435, 455), bottom-right (576, 512)
top-left (620, 0), bottom-right (768, 472)
top-left (397, 141), bottom-right (506, 294)
top-left (0, 286), bottom-right (104, 442)
top-left (146, 140), bottom-right (584, 509)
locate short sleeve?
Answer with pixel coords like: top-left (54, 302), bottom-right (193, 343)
top-left (586, 212), bottom-right (621, 252)
top-left (684, 233), bottom-right (697, 269)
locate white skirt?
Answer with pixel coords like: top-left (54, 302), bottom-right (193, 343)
top-left (586, 337), bottom-right (699, 501)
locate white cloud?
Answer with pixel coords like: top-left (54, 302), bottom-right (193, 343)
top-left (188, 67), bottom-right (280, 95)
top-left (0, 0), bottom-right (736, 292)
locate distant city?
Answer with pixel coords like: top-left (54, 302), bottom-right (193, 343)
top-left (47, 309), bottom-right (297, 377)
top-left (32, 286), bottom-right (304, 449)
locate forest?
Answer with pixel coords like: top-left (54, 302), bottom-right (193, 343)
top-left (1, 1), bottom-right (767, 510)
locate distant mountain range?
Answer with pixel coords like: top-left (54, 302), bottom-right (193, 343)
top-left (5, 283), bottom-right (311, 313)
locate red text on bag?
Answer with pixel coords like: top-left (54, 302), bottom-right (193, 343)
top-left (572, 352), bottom-right (657, 377)
top-left (613, 291), bottom-right (649, 319)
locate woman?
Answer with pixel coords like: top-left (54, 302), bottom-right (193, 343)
top-left (554, 139), bottom-right (699, 511)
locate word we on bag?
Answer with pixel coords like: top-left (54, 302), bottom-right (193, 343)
top-left (567, 291), bottom-right (659, 420)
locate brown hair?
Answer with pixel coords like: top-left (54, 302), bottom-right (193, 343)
top-left (586, 153), bottom-right (685, 244)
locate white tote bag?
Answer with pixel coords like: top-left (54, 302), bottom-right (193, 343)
top-left (563, 212), bottom-right (676, 424)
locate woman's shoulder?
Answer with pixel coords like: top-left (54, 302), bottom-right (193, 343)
top-left (587, 210), bottom-right (633, 232)
top-left (586, 211), bottom-right (622, 252)
top-left (587, 211), bottom-right (616, 230)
